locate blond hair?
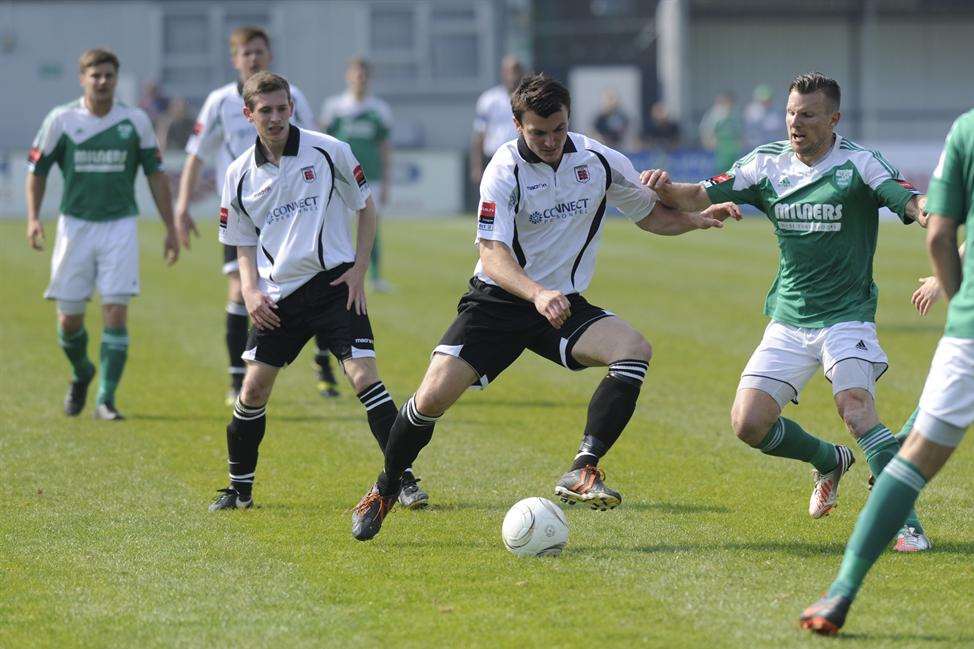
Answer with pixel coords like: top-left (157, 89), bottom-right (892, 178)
top-left (78, 48), bottom-right (119, 73)
top-left (229, 26), bottom-right (270, 54)
top-left (242, 71), bottom-right (291, 110)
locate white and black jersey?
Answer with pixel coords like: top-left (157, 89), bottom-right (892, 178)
top-left (474, 132), bottom-right (658, 295)
top-left (187, 80), bottom-right (315, 188)
top-left (473, 84), bottom-right (517, 157)
top-left (219, 125), bottom-right (371, 301)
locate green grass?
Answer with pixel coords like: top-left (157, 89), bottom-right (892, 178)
top-left (1, 217), bottom-right (972, 648)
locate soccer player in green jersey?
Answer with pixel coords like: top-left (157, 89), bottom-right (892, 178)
top-left (800, 108), bottom-right (974, 635)
top-left (26, 48), bottom-right (179, 420)
top-left (642, 73), bottom-right (930, 545)
top-left (319, 57), bottom-right (393, 292)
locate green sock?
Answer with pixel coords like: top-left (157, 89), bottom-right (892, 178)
top-left (896, 407), bottom-right (919, 444)
top-left (857, 424), bottom-right (924, 533)
top-left (828, 456), bottom-right (926, 600)
top-left (97, 327), bottom-right (129, 405)
top-left (58, 326), bottom-right (95, 382)
top-left (759, 418), bottom-right (838, 474)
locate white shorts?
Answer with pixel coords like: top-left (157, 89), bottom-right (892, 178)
top-left (738, 320), bottom-right (888, 408)
top-left (916, 336), bottom-right (974, 447)
top-left (44, 215), bottom-right (140, 303)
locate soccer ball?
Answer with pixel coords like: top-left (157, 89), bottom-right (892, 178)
top-left (501, 497), bottom-right (569, 557)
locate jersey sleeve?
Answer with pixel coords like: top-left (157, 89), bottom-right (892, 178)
top-left (27, 108), bottom-right (66, 176)
top-left (474, 159), bottom-right (517, 247)
top-left (927, 117), bottom-right (971, 223)
top-left (597, 146), bottom-right (658, 222)
top-left (858, 150), bottom-right (919, 223)
top-left (290, 86), bottom-right (315, 129)
top-left (132, 109), bottom-right (163, 175)
top-left (333, 141), bottom-right (371, 211)
top-left (702, 149), bottom-right (762, 207)
top-left (185, 90), bottom-right (224, 162)
top-left (218, 164), bottom-right (259, 247)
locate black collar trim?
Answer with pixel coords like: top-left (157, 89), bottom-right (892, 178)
top-left (516, 133), bottom-right (577, 164)
top-left (254, 124), bottom-right (301, 166)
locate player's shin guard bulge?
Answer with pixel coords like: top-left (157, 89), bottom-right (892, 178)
top-left (224, 398), bottom-right (267, 500)
top-left (378, 397), bottom-right (440, 497)
top-left (357, 381), bottom-right (397, 450)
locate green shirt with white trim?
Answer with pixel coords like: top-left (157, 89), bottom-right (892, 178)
top-left (28, 98), bottom-right (162, 221)
top-left (704, 135), bottom-right (918, 328)
top-left (928, 110), bottom-right (974, 339)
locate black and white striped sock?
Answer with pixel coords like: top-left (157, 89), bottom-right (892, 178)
top-left (226, 398), bottom-right (266, 499)
top-left (571, 360), bottom-right (648, 471)
top-left (608, 359), bottom-right (649, 386)
top-left (357, 381), bottom-right (398, 451)
top-left (379, 396), bottom-right (440, 496)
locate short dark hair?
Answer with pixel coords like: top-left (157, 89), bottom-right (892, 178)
top-left (789, 72), bottom-right (841, 111)
top-left (242, 71), bottom-right (291, 110)
top-left (230, 26), bottom-right (270, 54)
top-left (79, 48), bottom-right (119, 73)
top-left (511, 74), bottom-right (571, 122)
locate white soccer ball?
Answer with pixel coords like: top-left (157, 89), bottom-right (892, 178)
top-left (501, 497), bottom-right (569, 557)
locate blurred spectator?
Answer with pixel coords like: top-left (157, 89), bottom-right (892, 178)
top-left (138, 81), bottom-right (170, 124)
top-left (593, 89), bottom-right (630, 148)
top-left (156, 97), bottom-right (195, 151)
top-left (642, 101), bottom-right (681, 150)
top-left (699, 91), bottom-right (743, 173)
top-left (744, 84), bottom-right (782, 149)
top-left (470, 55), bottom-right (524, 187)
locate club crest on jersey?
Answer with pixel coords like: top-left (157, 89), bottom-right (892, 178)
top-left (834, 169), bottom-right (853, 189)
top-left (116, 123), bottom-right (133, 139)
top-left (301, 166), bottom-right (316, 183)
top-left (219, 207), bottom-right (228, 229)
top-left (574, 165), bottom-right (590, 183)
top-left (353, 165), bottom-right (367, 188)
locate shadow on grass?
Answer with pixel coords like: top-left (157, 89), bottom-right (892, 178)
top-left (837, 631), bottom-right (973, 643)
top-left (129, 413), bottom-right (363, 424)
top-left (624, 501), bottom-right (730, 514)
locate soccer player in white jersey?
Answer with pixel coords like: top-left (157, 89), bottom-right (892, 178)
top-left (208, 72), bottom-right (418, 511)
top-left (642, 73), bottom-right (931, 549)
top-left (349, 74), bottom-right (741, 540)
top-left (173, 26), bottom-right (322, 405)
top-left (801, 107), bottom-right (974, 635)
top-left (25, 48), bottom-right (179, 421)
top-left (469, 55), bottom-right (524, 188)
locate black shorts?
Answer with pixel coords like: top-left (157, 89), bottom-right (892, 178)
top-left (222, 244), bottom-right (239, 275)
top-left (434, 278), bottom-right (613, 387)
top-left (242, 263), bottom-right (375, 368)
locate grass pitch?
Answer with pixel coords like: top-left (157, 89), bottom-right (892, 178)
top-left (2, 217), bottom-right (973, 648)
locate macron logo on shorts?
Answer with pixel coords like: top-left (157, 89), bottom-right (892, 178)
top-left (219, 207), bottom-right (228, 229)
top-left (353, 165), bottom-right (367, 188)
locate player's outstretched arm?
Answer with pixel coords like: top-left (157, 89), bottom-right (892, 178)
top-left (25, 173), bottom-right (47, 251)
top-left (237, 246), bottom-right (280, 330)
top-left (330, 197), bottom-right (376, 315)
top-left (174, 155), bottom-right (203, 248)
top-left (478, 239), bottom-right (571, 328)
top-left (640, 168), bottom-right (712, 211)
top-left (636, 201), bottom-right (741, 235)
top-left (928, 215), bottom-right (963, 300)
top-left (147, 171), bottom-right (179, 265)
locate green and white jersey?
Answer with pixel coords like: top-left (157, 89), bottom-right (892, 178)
top-left (704, 134), bottom-right (918, 328)
top-left (28, 98), bottom-right (162, 221)
top-left (928, 110), bottom-right (974, 339)
top-left (320, 92), bottom-right (391, 181)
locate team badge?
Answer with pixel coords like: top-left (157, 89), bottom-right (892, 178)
top-left (834, 169), bottom-right (853, 189)
top-left (219, 207), bottom-right (228, 228)
top-left (478, 201), bottom-right (496, 230)
top-left (117, 123), bottom-right (133, 139)
top-left (574, 165), bottom-right (590, 183)
top-left (353, 165), bottom-right (367, 188)
top-left (301, 165), bottom-right (316, 183)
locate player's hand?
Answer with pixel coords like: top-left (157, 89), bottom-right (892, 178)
top-left (163, 228), bottom-right (179, 265)
top-left (912, 276), bottom-right (942, 315)
top-left (694, 202), bottom-right (742, 228)
top-left (331, 262), bottom-right (368, 315)
top-left (244, 288), bottom-right (280, 330)
top-left (914, 195), bottom-right (929, 228)
top-left (533, 289), bottom-right (571, 329)
top-left (175, 208), bottom-right (200, 249)
top-left (640, 168), bottom-right (674, 201)
top-left (27, 219), bottom-right (45, 251)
